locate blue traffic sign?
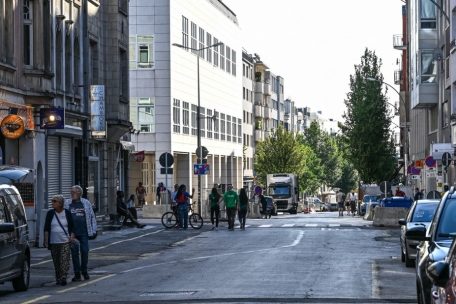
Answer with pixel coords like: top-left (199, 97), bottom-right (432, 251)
top-left (194, 164), bottom-right (210, 175)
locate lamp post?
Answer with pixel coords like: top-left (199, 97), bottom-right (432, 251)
top-left (366, 77), bottom-right (408, 182)
top-left (172, 42), bottom-right (222, 215)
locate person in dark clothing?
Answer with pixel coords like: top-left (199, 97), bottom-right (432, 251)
top-left (209, 187), bottom-right (221, 230)
top-left (259, 192), bottom-right (269, 219)
top-left (414, 188), bottom-right (421, 201)
top-left (116, 191), bottom-right (146, 228)
top-left (238, 188), bottom-right (250, 229)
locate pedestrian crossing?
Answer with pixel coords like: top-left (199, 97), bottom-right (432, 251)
top-left (229, 223), bottom-right (370, 229)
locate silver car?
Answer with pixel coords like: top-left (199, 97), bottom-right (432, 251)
top-left (398, 199), bottom-right (439, 267)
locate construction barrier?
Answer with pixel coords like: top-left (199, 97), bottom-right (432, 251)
top-left (372, 207), bottom-right (409, 227)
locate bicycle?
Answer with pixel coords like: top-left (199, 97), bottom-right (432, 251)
top-left (161, 202), bottom-right (203, 229)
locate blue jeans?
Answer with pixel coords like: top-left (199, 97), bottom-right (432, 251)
top-left (178, 203), bottom-right (188, 229)
top-left (71, 234), bottom-right (89, 273)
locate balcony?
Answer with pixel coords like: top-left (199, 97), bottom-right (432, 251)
top-left (254, 81), bottom-right (264, 94)
top-left (264, 82), bottom-right (271, 96)
top-left (264, 107), bottom-right (273, 119)
top-left (284, 112), bottom-right (290, 121)
top-left (394, 70), bottom-right (402, 85)
top-left (255, 129), bottom-right (263, 142)
top-left (254, 104), bottom-right (264, 118)
top-left (393, 34), bottom-right (407, 50)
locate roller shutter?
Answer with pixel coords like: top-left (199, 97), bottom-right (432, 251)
top-left (61, 138), bottom-right (73, 196)
top-left (47, 137), bottom-right (60, 199)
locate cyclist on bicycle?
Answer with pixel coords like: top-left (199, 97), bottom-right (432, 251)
top-left (175, 184), bottom-right (195, 229)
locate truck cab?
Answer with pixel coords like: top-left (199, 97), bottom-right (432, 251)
top-left (266, 173), bottom-right (298, 214)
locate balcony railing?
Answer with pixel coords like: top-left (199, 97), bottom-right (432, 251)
top-left (393, 34), bottom-right (407, 50)
top-left (394, 70), bottom-right (402, 85)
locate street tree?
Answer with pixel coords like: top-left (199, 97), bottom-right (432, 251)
top-left (332, 135), bottom-right (359, 194)
top-left (302, 121), bottom-right (341, 187)
top-left (341, 48), bottom-right (397, 184)
top-left (254, 125), bottom-right (315, 193)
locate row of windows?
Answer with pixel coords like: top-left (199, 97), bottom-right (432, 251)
top-left (243, 111), bottom-right (253, 125)
top-left (130, 97), bottom-right (155, 133)
top-left (242, 63), bottom-right (253, 79)
top-left (243, 133), bottom-right (253, 148)
top-left (243, 87), bottom-right (253, 102)
top-left (129, 34), bottom-right (154, 69)
top-left (182, 16), bottom-right (236, 77)
top-left (172, 98), bottom-right (241, 143)
top-left (244, 157), bottom-right (254, 170)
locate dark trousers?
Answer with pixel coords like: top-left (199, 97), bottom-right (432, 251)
top-left (211, 205), bottom-right (220, 227)
top-left (239, 209), bottom-right (247, 225)
top-left (128, 207), bottom-right (138, 220)
top-left (226, 207), bottom-right (236, 229)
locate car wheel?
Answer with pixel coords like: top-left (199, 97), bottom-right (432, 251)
top-left (12, 254), bottom-right (30, 292)
top-left (405, 247), bottom-right (414, 267)
top-left (401, 244), bottom-right (405, 262)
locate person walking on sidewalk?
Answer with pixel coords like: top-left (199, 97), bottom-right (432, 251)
top-left (238, 188), bottom-right (250, 230)
top-left (223, 184), bottom-right (239, 230)
top-left (349, 192), bottom-right (357, 217)
top-left (336, 190), bottom-right (345, 217)
top-left (64, 185), bottom-right (97, 282)
top-left (44, 195), bottom-right (75, 286)
top-left (209, 187), bottom-right (221, 230)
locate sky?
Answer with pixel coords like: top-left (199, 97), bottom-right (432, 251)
top-left (225, 0), bottom-right (404, 123)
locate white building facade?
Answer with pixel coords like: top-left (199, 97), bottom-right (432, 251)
top-left (129, 0), bottom-right (243, 207)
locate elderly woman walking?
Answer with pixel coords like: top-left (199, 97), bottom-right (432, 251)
top-left (44, 195), bottom-right (75, 286)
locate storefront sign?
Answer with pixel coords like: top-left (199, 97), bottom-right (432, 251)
top-left (0, 101), bottom-right (34, 130)
top-left (1, 115), bottom-right (25, 139)
top-left (90, 85), bottom-right (106, 138)
top-left (135, 151), bottom-right (145, 162)
top-left (39, 108), bottom-right (65, 129)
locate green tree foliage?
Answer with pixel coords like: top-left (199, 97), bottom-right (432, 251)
top-left (302, 121), bottom-right (342, 187)
top-left (341, 49), bottom-right (397, 184)
top-left (332, 135), bottom-right (359, 194)
top-left (254, 125), bottom-right (315, 192)
top-left (299, 147), bottom-right (323, 194)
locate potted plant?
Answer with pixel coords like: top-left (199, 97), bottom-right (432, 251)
top-left (255, 72), bottom-right (262, 82)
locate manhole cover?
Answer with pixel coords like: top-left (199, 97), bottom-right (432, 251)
top-left (141, 291), bottom-right (196, 296)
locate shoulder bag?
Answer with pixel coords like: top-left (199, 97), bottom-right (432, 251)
top-left (54, 211), bottom-right (79, 249)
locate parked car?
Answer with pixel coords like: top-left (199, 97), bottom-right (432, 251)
top-left (361, 195), bottom-right (378, 215)
top-left (398, 199), bottom-right (439, 267)
top-left (406, 187), bottom-right (456, 304)
top-left (319, 202), bottom-right (328, 212)
top-left (426, 237), bottom-right (456, 304)
top-left (380, 196), bottom-right (414, 208)
top-left (260, 196), bottom-right (277, 216)
top-left (0, 165), bottom-right (32, 292)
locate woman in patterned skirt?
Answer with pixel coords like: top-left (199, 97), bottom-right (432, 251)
top-left (44, 195), bottom-right (75, 286)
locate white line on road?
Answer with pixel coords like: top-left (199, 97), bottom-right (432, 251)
top-left (328, 224), bottom-right (340, 227)
top-left (121, 230), bottom-right (306, 273)
top-left (258, 225), bottom-right (272, 228)
top-left (281, 224), bottom-right (295, 227)
top-left (305, 224), bottom-right (318, 227)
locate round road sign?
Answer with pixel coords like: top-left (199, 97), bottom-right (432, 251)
top-left (442, 152), bottom-right (452, 167)
top-left (379, 181), bottom-right (391, 194)
top-left (159, 152), bottom-right (174, 167)
top-left (425, 155), bottom-right (436, 168)
top-left (254, 185), bottom-right (263, 195)
top-left (411, 167), bottom-right (421, 175)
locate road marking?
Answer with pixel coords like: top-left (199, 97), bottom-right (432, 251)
top-left (31, 229), bottom-right (165, 267)
top-left (121, 230), bottom-right (306, 273)
top-left (372, 260), bottom-right (380, 297)
top-left (328, 224), bottom-right (340, 227)
top-left (258, 225), bottom-right (272, 228)
top-left (305, 224), bottom-right (318, 227)
top-left (56, 274), bottom-right (116, 293)
top-left (21, 295), bottom-right (51, 304)
top-left (281, 224), bottom-right (295, 227)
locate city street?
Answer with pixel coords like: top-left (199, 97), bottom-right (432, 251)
top-left (0, 211), bottom-right (417, 304)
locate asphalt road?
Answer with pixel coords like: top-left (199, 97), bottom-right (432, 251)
top-left (0, 211), bottom-right (417, 304)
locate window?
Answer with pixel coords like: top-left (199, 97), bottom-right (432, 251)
top-left (206, 33), bottom-right (212, 63)
top-left (173, 99), bottom-right (180, 133)
top-left (207, 109), bottom-right (213, 138)
top-left (214, 111), bottom-right (219, 139)
top-left (129, 35), bottom-right (154, 69)
top-left (226, 46), bottom-right (231, 73)
top-left (421, 50), bottom-right (437, 83)
top-left (420, 0), bottom-right (436, 29)
top-left (220, 42), bottom-right (225, 70)
top-left (220, 113), bottom-right (225, 141)
top-left (232, 50), bottom-right (236, 76)
top-left (23, 0), bottom-right (33, 67)
top-left (191, 22), bottom-right (197, 55)
top-left (213, 38), bottom-right (219, 67)
top-left (191, 104), bottom-right (197, 136)
top-left (243, 63), bottom-right (245, 77)
top-left (118, 0), bottom-right (128, 13)
top-left (130, 98), bottom-right (155, 133)
top-left (65, 33), bottom-right (71, 91)
top-left (238, 118), bottom-right (242, 143)
top-left (227, 115), bottom-right (231, 141)
top-left (443, 101), bottom-right (449, 128)
top-left (119, 48), bottom-right (128, 97)
top-left (141, 162), bottom-right (149, 195)
top-left (199, 28), bottom-right (205, 59)
top-left (182, 16), bottom-right (188, 49)
top-left (74, 37), bottom-right (80, 90)
top-left (200, 107), bottom-right (205, 138)
top-left (232, 116), bottom-right (236, 142)
top-left (183, 102), bottom-right (190, 134)
top-left (429, 105), bottom-right (438, 133)
top-left (89, 41), bottom-right (98, 85)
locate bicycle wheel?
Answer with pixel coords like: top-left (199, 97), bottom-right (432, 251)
top-left (189, 213), bottom-right (203, 229)
top-left (161, 212), bottom-right (178, 228)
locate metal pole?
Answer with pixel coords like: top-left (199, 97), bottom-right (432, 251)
top-left (197, 52), bottom-right (202, 215)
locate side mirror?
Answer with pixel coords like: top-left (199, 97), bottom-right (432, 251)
top-left (398, 218), bottom-right (406, 226)
top-left (427, 261), bottom-right (450, 288)
top-left (405, 225), bottom-right (427, 241)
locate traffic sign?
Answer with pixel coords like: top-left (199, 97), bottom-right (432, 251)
top-left (442, 152), bottom-right (452, 167)
top-left (379, 181), bottom-right (391, 194)
top-left (411, 167), bottom-right (421, 175)
top-left (254, 185), bottom-right (263, 195)
top-left (195, 146), bottom-right (209, 158)
top-left (425, 155), bottom-right (436, 168)
top-left (159, 152), bottom-right (174, 167)
top-left (193, 164), bottom-right (210, 175)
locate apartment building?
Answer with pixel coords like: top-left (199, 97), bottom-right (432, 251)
top-left (128, 0), bottom-right (243, 207)
top-left (0, 0), bottom-right (130, 241)
top-left (242, 50), bottom-right (254, 186)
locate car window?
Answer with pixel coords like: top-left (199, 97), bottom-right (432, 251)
top-left (363, 196), bottom-right (377, 203)
top-left (436, 199), bottom-right (456, 240)
top-left (411, 204), bottom-right (437, 222)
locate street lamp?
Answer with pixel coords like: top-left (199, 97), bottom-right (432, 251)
top-left (173, 42), bottom-right (222, 215)
top-left (366, 77), bottom-right (408, 180)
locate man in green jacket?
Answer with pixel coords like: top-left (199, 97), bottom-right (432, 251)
top-left (223, 184), bottom-right (239, 230)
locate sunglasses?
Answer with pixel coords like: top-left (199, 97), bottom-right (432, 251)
top-left (51, 200), bottom-right (60, 203)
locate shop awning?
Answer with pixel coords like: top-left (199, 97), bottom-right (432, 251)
top-left (119, 140), bottom-right (135, 151)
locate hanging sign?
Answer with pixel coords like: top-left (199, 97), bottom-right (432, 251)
top-left (39, 108), bottom-right (65, 129)
top-left (135, 151), bottom-right (145, 162)
top-left (1, 115), bottom-right (25, 139)
top-left (90, 85), bottom-right (106, 138)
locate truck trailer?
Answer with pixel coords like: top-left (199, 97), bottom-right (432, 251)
top-left (266, 173), bottom-right (299, 214)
